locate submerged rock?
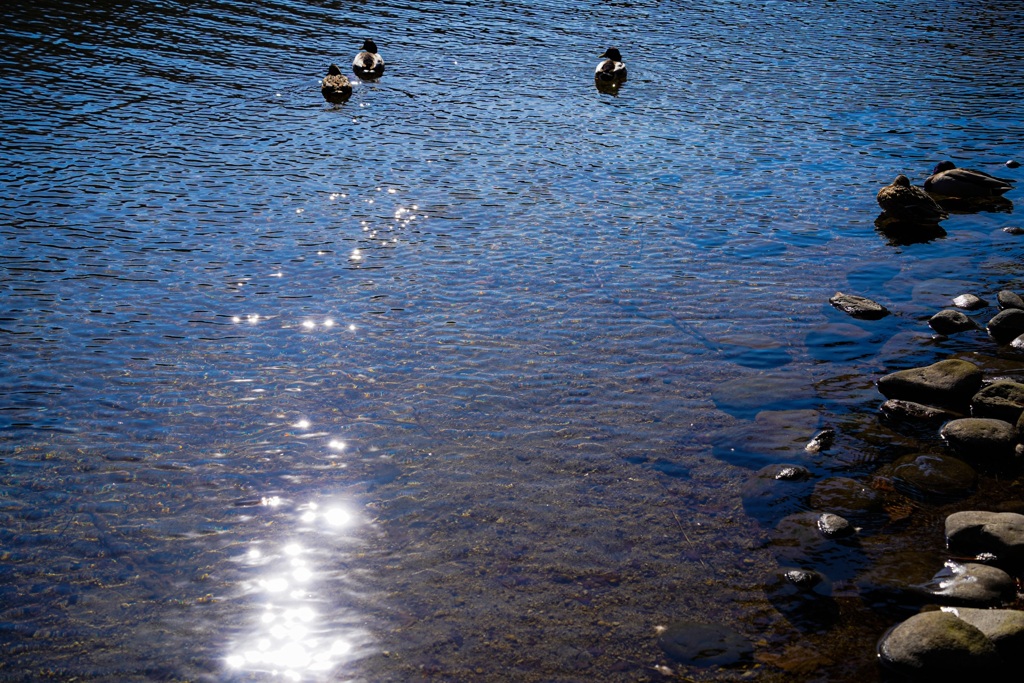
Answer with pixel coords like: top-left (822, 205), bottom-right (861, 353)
top-left (877, 359), bottom-right (982, 409)
top-left (829, 292), bottom-right (890, 320)
top-left (879, 398), bottom-right (963, 424)
top-left (741, 464), bottom-right (815, 527)
top-left (809, 477), bottom-right (882, 520)
top-left (657, 621), bottom-right (753, 667)
top-left (889, 452), bottom-right (976, 502)
top-left (877, 611), bottom-right (1000, 678)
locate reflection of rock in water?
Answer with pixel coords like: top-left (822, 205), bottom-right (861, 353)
top-left (874, 212), bottom-right (946, 245)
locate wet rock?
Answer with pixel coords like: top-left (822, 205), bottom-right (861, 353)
top-left (829, 292), bottom-right (889, 320)
top-left (857, 550), bottom-right (943, 609)
top-left (816, 512), bottom-right (854, 539)
top-left (997, 290), bottom-right (1024, 310)
top-left (767, 568), bottom-right (840, 631)
top-left (1012, 334), bottom-right (1024, 351)
top-left (804, 428), bottom-right (835, 453)
top-left (940, 418), bottom-right (1017, 463)
top-left (770, 512), bottom-right (866, 582)
top-left (952, 293), bottom-right (987, 310)
top-left (808, 477), bottom-right (882, 520)
top-left (876, 359), bottom-right (982, 409)
top-left (947, 607), bottom-right (1024, 665)
top-left (1007, 160), bottom-right (1021, 169)
top-left (657, 621), bottom-right (753, 667)
top-left (928, 309), bottom-right (977, 335)
top-left (971, 381), bottom-right (1024, 423)
top-left (1004, 226), bottom-right (1024, 236)
top-left (916, 561), bottom-right (1016, 607)
top-left (880, 399), bottom-right (963, 424)
top-left (988, 308), bottom-right (1024, 343)
top-left (877, 611), bottom-right (1000, 678)
top-left (946, 511), bottom-right (1024, 568)
top-left (887, 452), bottom-right (976, 502)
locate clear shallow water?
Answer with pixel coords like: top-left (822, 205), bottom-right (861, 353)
top-left (1, 0), bottom-right (1023, 680)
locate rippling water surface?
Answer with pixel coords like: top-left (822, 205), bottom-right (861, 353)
top-left (2, 1), bottom-right (1023, 680)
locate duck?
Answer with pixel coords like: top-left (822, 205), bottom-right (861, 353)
top-left (353, 39), bottom-right (385, 79)
top-left (876, 174), bottom-right (948, 223)
top-left (924, 160), bottom-right (1015, 199)
top-left (595, 47), bottom-right (627, 82)
top-left (321, 63), bottom-right (353, 101)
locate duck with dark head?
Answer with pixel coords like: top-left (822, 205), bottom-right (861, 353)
top-left (353, 39), bottom-right (385, 80)
top-left (321, 63), bottom-right (352, 102)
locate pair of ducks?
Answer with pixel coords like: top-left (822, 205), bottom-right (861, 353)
top-left (321, 39), bottom-right (385, 102)
top-left (877, 162), bottom-right (1016, 223)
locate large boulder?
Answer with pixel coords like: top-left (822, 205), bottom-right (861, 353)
top-left (950, 607), bottom-right (1024, 666)
top-left (971, 380), bottom-right (1024, 423)
top-left (877, 611), bottom-right (1000, 678)
top-left (939, 418), bottom-right (1017, 464)
top-left (946, 511), bottom-right (1024, 568)
top-left (988, 308), bottom-right (1024, 344)
top-left (877, 359), bottom-right (982, 409)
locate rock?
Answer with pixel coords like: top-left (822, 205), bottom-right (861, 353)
top-left (971, 381), bottom-right (1024, 423)
top-left (876, 359), bottom-right (982, 409)
top-left (880, 399), bottom-right (964, 424)
top-left (946, 511), bottom-right (1024, 567)
top-left (809, 477), bottom-right (882, 520)
top-left (916, 561), bottom-right (1016, 607)
top-left (769, 512), bottom-right (867, 581)
top-left (988, 308), bottom-right (1024, 343)
top-left (657, 621), bottom-right (753, 667)
top-left (1012, 334), bottom-right (1024, 350)
top-left (997, 290), bottom-right (1024, 310)
top-left (877, 611), bottom-right (1000, 678)
top-left (804, 428), bottom-right (835, 453)
top-left (940, 418), bottom-right (1017, 463)
top-left (1007, 160), bottom-right (1021, 169)
top-left (952, 293), bottom-right (987, 310)
top-left (828, 292), bottom-right (890, 320)
top-left (768, 568), bottom-right (840, 631)
top-left (946, 607), bottom-right (1024, 665)
top-left (740, 464), bottom-right (815, 527)
top-left (1004, 226), bottom-right (1024, 236)
top-left (889, 452), bottom-right (976, 502)
top-left (817, 512), bottom-right (854, 539)
top-left (928, 309), bottom-right (977, 335)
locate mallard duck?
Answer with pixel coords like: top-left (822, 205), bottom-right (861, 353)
top-left (353, 39), bottom-right (385, 79)
top-left (877, 174), bottom-right (948, 223)
top-left (924, 160), bottom-right (1015, 198)
top-left (321, 63), bottom-right (352, 101)
top-left (595, 47), bottom-right (627, 82)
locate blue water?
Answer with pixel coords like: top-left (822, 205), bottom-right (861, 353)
top-left (2, 1), bottom-right (1023, 680)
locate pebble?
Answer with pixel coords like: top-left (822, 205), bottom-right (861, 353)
top-left (952, 293), bottom-right (987, 310)
top-left (1006, 159), bottom-right (1021, 169)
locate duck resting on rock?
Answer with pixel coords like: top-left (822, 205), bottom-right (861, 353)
top-left (924, 160), bottom-right (1015, 199)
top-left (877, 174), bottom-right (948, 224)
top-left (595, 47), bottom-right (627, 82)
top-left (353, 39), bottom-right (385, 79)
top-left (321, 63), bottom-right (352, 101)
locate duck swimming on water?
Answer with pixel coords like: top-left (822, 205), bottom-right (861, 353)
top-left (595, 47), bottom-right (627, 82)
top-left (924, 160), bottom-right (1015, 199)
top-left (353, 39), bottom-right (385, 79)
top-left (321, 63), bottom-right (352, 102)
top-left (877, 174), bottom-right (948, 224)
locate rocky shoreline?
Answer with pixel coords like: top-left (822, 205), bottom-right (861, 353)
top-left (772, 290), bottom-right (1024, 679)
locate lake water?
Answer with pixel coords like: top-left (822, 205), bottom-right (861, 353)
top-left (2, 1), bottom-right (1023, 681)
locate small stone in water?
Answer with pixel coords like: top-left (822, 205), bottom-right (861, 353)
top-left (1003, 226), bottom-right (1024, 235)
top-left (804, 428), bottom-right (835, 453)
top-left (952, 293), bottom-right (987, 310)
top-left (817, 512), bottom-right (854, 538)
top-left (784, 569), bottom-right (823, 590)
top-left (1007, 159), bottom-right (1021, 169)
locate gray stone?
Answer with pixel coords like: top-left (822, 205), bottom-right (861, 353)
top-left (940, 418), bottom-right (1017, 463)
top-left (890, 452), bottom-right (976, 502)
top-left (988, 308), bottom-right (1024, 343)
top-left (817, 512), bottom-right (853, 539)
top-left (829, 292), bottom-right (889, 320)
top-left (997, 290), bottom-right (1024, 310)
top-left (877, 611), bottom-right (1000, 678)
top-left (946, 607), bottom-right (1024, 666)
top-left (917, 562), bottom-right (1016, 607)
top-left (929, 309), bottom-right (977, 335)
top-left (952, 293), bottom-right (987, 310)
top-left (804, 427), bottom-right (835, 453)
top-left (946, 511), bottom-right (1024, 567)
top-left (880, 399), bottom-right (963, 423)
top-left (972, 381), bottom-right (1024, 423)
top-left (877, 359), bottom-right (983, 408)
